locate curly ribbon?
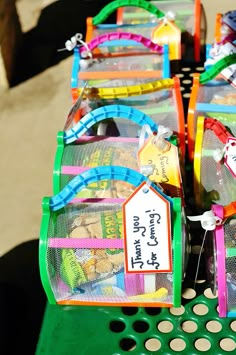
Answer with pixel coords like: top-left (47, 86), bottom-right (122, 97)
top-left (187, 210), bottom-right (222, 231)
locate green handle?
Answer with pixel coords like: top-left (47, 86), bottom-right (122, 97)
top-left (200, 54), bottom-right (236, 84)
top-left (92, 0), bottom-right (165, 26)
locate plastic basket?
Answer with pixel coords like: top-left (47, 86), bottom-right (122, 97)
top-left (116, 0), bottom-right (205, 62)
top-left (68, 78), bottom-right (185, 159)
top-left (85, 0), bottom-right (202, 61)
top-left (54, 104), bottom-right (184, 197)
top-left (70, 31), bottom-right (170, 100)
top-left (39, 166), bottom-right (184, 308)
top-left (211, 203), bottom-right (236, 318)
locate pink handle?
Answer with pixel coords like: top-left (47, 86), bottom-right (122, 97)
top-left (49, 238), bottom-right (124, 249)
top-left (80, 31), bottom-right (164, 54)
top-left (212, 204), bottom-right (227, 317)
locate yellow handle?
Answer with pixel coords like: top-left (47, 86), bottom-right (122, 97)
top-left (128, 287), bottom-right (168, 300)
top-left (77, 79), bottom-right (174, 99)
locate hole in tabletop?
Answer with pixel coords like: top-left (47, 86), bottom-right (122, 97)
top-left (145, 338), bottom-right (161, 352)
top-left (157, 320), bottom-right (174, 333)
top-left (219, 338), bottom-right (236, 352)
top-left (192, 303), bottom-right (209, 316)
top-left (182, 288), bottom-right (196, 300)
top-left (181, 320), bottom-right (198, 333)
top-left (121, 307), bottom-right (139, 316)
top-left (132, 320), bottom-right (149, 333)
top-left (194, 338), bottom-right (211, 351)
top-left (145, 307), bottom-right (161, 316)
top-left (119, 338), bottom-right (137, 352)
top-left (169, 338), bottom-right (186, 352)
top-left (206, 320), bottom-right (222, 333)
top-left (109, 320), bottom-right (126, 333)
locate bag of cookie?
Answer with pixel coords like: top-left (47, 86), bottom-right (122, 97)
top-left (40, 166), bottom-right (184, 307)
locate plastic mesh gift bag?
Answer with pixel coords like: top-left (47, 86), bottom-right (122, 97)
top-left (116, 0), bottom-right (204, 62)
top-left (187, 203), bottom-right (236, 317)
top-left (54, 104), bottom-right (184, 204)
top-left (193, 116), bottom-right (236, 210)
top-left (67, 78), bottom-right (185, 159)
top-left (187, 53), bottom-right (236, 161)
top-left (70, 31), bottom-right (170, 102)
top-left (84, 0), bottom-right (201, 61)
top-left (205, 203), bottom-right (236, 317)
top-left (39, 166), bottom-right (184, 307)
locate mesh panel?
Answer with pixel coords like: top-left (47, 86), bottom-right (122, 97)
top-left (200, 130), bottom-right (236, 207)
top-left (87, 88), bottom-right (181, 140)
top-left (78, 76), bottom-right (163, 89)
top-left (79, 53), bottom-right (163, 75)
top-left (46, 202), bottom-right (174, 305)
top-left (60, 139), bottom-right (138, 197)
top-left (193, 85), bottom-right (236, 145)
top-left (197, 82), bottom-right (236, 104)
top-left (120, 1), bottom-right (196, 36)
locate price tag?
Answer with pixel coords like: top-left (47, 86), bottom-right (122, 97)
top-left (123, 182), bottom-right (172, 273)
top-left (224, 137), bottom-right (236, 177)
top-left (151, 19), bottom-right (181, 61)
top-left (138, 136), bottom-right (183, 199)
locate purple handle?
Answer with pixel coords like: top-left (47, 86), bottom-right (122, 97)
top-left (80, 31), bottom-right (163, 54)
top-left (212, 204), bottom-right (227, 317)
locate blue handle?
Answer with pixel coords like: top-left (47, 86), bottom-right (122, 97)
top-left (49, 166), bottom-right (171, 211)
top-left (64, 104), bottom-right (158, 144)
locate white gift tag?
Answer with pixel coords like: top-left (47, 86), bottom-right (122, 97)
top-left (123, 182), bottom-right (172, 273)
top-left (224, 137), bottom-right (236, 177)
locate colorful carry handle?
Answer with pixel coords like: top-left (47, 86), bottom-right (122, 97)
top-left (92, 0), bottom-right (165, 26)
top-left (49, 166), bottom-right (171, 211)
top-left (63, 104), bottom-right (158, 143)
top-left (199, 53), bottom-right (236, 84)
top-left (79, 31), bottom-right (164, 55)
top-left (76, 78), bottom-right (174, 99)
top-left (204, 117), bottom-right (232, 144)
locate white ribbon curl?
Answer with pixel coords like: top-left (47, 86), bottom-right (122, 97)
top-left (187, 210), bottom-right (222, 231)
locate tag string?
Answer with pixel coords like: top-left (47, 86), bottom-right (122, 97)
top-left (58, 33), bottom-right (93, 58)
top-left (194, 229), bottom-right (208, 290)
top-left (152, 125), bottom-right (172, 152)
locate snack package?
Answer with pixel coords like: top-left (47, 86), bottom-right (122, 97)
top-left (116, 0), bottom-right (205, 62)
top-left (85, 0), bottom-right (203, 61)
top-left (68, 77), bottom-right (185, 159)
top-left (187, 53), bottom-right (236, 161)
top-left (193, 116), bottom-right (236, 209)
top-left (54, 104), bottom-right (185, 203)
top-left (70, 31), bottom-right (170, 101)
top-left (39, 165), bottom-right (185, 307)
